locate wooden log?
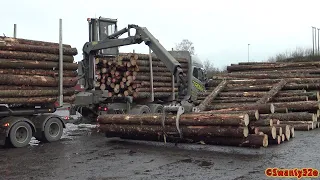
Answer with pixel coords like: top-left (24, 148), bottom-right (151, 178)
top-left (98, 113), bottom-right (250, 126)
top-left (218, 91), bottom-right (265, 97)
top-left (226, 62), bottom-right (320, 72)
top-left (135, 81), bottom-right (172, 87)
top-left (271, 96), bottom-right (308, 102)
top-left (206, 103), bottom-right (273, 114)
top-left (215, 73), bottom-right (320, 79)
top-left (0, 50), bottom-right (74, 62)
top-left (0, 95), bottom-right (75, 104)
top-left (290, 126), bottom-right (295, 138)
top-left (136, 87), bottom-right (177, 92)
top-left (0, 59), bottom-right (78, 70)
top-left (216, 78), bottom-right (320, 85)
top-left (269, 135), bottom-right (281, 145)
top-left (0, 36), bottom-right (72, 48)
top-left (271, 101), bottom-right (320, 113)
top-left (0, 68), bottom-right (77, 77)
top-left (135, 75), bottom-right (172, 82)
top-left (0, 42), bottom-right (77, 55)
top-left (281, 134), bottom-right (285, 142)
top-left (256, 79), bottom-right (286, 104)
top-left (201, 110), bottom-right (259, 120)
top-left (198, 80), bottom-right (227, 111)
top-left (0, 89), bottom-right (75, 97)
top-left (289, 124), bottom-right (311, 131)
top-left (272, 119), bottom-right (280, 125)
top-left (0, 74), bottom-right (77, 87)
top-left (254, 126), bottom-right (276, 139)
top-left (200, 134), bottom-right (268, 148)
top-left (250, 118), bottom-right (273, 126)
top-left (279, 121), bottom-right (314, 125)
top-left (133, 92), bottom-right (173, 99)
top-left (98, 124), bottom-right (249, 138)
top-left (273, 108), bottom-right (288, 113)
top-left (260, 112), bottom-right (316, 122)
top-left (273, 124), bottom-right (291, 141)
top-left (275, 127), bottom-right (283, 136)
top-left (212, 97), bottom-right (258, 103)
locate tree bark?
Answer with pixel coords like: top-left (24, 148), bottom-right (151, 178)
top-left (0, 42), bottom-right (77, 55)
top-left (0, 59), bottom-right (78, 70)
top-left (275, 127), bottom-right (283, 136)
top-left (271, 101), bottom-right (319, 113)
top-left (0, 95), bottom-right (75, 104)
top-left (0, 68), bottom-right (77, 77)
top-left (0, 50), bottom-right (74, 62)
top-left (287, 124), bottom-right (311, 131)
top-left (135, 75), bottom-right (172, 82)
top-left (0, 74), bottom-right (77, 87)
top-left (136, 87), bottom-right (177, 92)
top-left (201, 110), bottom-right (259, 120)
top-left (198, 80), bottom-right (227, 111)
top-left (260, 112), bottom-right (316, 122)
top-left (215, 73), bottom-right (320, 79)
top-left (98, 124), bottom-right (249, 138)
top-left (133, 92), bottom-right (173, 99)
top-left (271, 96), bottom-right (308, 102)
top-left (256, 79), bottom-right (286, 104)
top-left (98, 113), bottom-right (250, 126)
top-left (249, 118), bottom-right (273, 126)
top-left (273, 124), bottom-right (291, 141)
top-left (0, 89), bottom-right (74, 97)
top-left (205, 103), bottom-right (272, 114)
top-left (0, 36), bottom-right (72, 48)
top-left (254, 126), bottom-right (277, 139)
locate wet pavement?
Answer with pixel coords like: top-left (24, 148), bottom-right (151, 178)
top-left (1, 123), bottom-right (320, 180)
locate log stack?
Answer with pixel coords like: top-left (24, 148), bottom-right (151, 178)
top-left (0, 36), bottom-right (78, 105)
top-left (97, 112), bottom-right (269, 148)
top-left (94, 53), bottom-right (187, 100)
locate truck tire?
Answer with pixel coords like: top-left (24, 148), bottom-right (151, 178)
top-left (129, 105), bottom-right (151, 114)
top-left (42, 117), bottom-right (63, 142)
top-left (9, 121), bottom-right (33, 148)
top-left (148, 104), bottom-right (164, 113)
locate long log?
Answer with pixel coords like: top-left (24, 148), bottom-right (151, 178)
top-left (0, 95), bottom-right (75, 104)
top-left (198, 80), bottom-right (227, 111)
top-left (288, 124), bottom-right (311, 131)
top-left (0, 74), bottom-right (77, 87)
top-left (0, 86), bottom-right (59, 90)
top-left (226, 62), bottom-right (320, 72)
top-left (271, 101), bottom-right (320, 113)
top-left (134, 81), bottom-right (172, 87)
top-left (260, 112), bottom-right (316, 122)
top-left (214, 73), bottom-right (320, 79)
top-left (201, 110), bottom-right (259, 120)
top-left (206, 103), bottom-right (272, 114)
top-left (0, 42), bottom-right (77, 55)
top-left (215, 78), bottom-right (320, 85)
top-left (254, 126), bottom-right (277, 139)
top-left (0, 36), bottom-right (72, 48)
top-left (0, 68), bottom-right (77, 77)
top-left (98, 113), bottom-right (250, 126)
top-left (256, 79), bottom-right (286, 104)
top-left (0, 59), bottom-right (78, 70)
top-left (136, 87), bottom-right (177, 92)
top-left (0, 89), bottom-right (75, 97)
top-left (135, 75), bottom-right (172, 82)
top-left (279, 121), bottom-right (315, 125)
top-left (98, 124), bottom-right (249, 138)
top-left (0, 50), bottom-right (74, 62)
top-left (249, 118), bottom-right (273, 126)
top-left (133, 92), bottom-right (173, 99)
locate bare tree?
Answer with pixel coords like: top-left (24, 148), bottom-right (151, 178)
top-left (175, 39), bottom-right (195, 55)
top-left (203, 59), bottom-right (223, 78)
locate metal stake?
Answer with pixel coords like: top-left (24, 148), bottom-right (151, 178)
top-left (59, 19), bottom-right (63, 107)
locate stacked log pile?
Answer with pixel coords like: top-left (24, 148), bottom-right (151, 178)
top-left (97, 112), bottom-right (269, 148)
top-left (197, 60), bottom-right (320, 136)
top-left (0, 36), bottom-right (78, 105)
top-left (94, 53), bottom-right (188, 100)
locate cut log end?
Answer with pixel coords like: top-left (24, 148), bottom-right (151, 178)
top-left (244, 127), bottom-right (249, 137)
top-left (255, 110), bottom-right (260, 120)
top-left (270, 104), bottom-right (275, 113)
top-left (291, 127), bottom-right (295, 138)
top-left (281, 134), bottom-right (285, 142)
top-left (276, 127), bottom-right (282, 136)
top-left (313, 114), bottom-right (317, 122)
top-left (262, 134), bottom-right (268, 147)
top-left (244, 114), bottom-right (249, 126)
top-left (271, 126), bottom-right (276, 139)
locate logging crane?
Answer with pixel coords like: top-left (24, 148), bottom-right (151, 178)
top-left (72, 17), bottom-right (207, 122)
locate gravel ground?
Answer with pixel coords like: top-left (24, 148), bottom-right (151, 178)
top-left (0, 123), bottom-right (320, 180)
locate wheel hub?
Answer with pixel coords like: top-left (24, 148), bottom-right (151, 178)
top-left (15, 126), bottom-right (28, 143)
top-left (49, 123), bottom-right (60, 137)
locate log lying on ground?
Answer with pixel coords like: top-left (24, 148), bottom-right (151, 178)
top-left (260, 112), bottom-right (317, 122)
top-left (288, 124), bottom-right (311, 131)
top-left (250, 118), bottom-right (273, 126)
top-left (99, 124), bottom-right (249, 138)
top-left (0, 42), bottom-right (77, 55)
top-left (201, 110), bottom-right (259, 120)
top-left (206, 103), bottom-right (273, 114)
top-left (254, 126), bottom-right (277, 139)
top-left (271, 101), bottom-right (320, 113)
top-left (0, 74), bottom-right (77, 87)
top-left (98, 113), bottom-right (250, 126)
top-left (273, 124), bottom-right (291, 141)
top-left (0, 95), bottom-right (75, 104)
top-left (0, 50), bottom-right (74, 62)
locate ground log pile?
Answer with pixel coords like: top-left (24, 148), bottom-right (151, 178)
top-left (94, 53), bottom-right (188, 100)
top-left (0, 36), bottom-right (78, 105)
top-left (97, 112), bottom-right (269, 148)
top-left (196, 60), bottom-right (320, 140)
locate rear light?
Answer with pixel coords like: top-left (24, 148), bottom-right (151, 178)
top-left (54, 101), bottom-right (60, 108)
top-left (3, 123), bottom-right (9, 127)
top-left (64, 116), bottom-right (69, 120)
top-left (98, 106), bottom-right (102, 110)
top-left (104, 107), bottom-right (108, 111)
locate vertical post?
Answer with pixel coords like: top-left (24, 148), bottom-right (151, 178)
top-left (149, 48), bottom-right (154, 102)
top-left (312, 26), bottom-right (315, 55)
top-left (318, 28), bottom-right (319, 54)
top-left (59, 19), bottom-right (63, 107)
top-left (247, 44), bottom-right (250, 62)
top-left (315, 27), bottom-right (317, 54)
top-left (13, 24), bottom-right (17, 38)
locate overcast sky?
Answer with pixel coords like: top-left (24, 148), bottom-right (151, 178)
top-left (2, 0), bottom-right (320, 69)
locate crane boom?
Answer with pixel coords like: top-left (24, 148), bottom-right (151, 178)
top-left (82, 24), bottom-right (189, 101)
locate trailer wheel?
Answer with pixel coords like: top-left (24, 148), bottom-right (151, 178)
top-left (9, 121), bottom-right (32, 148)
top-left (129, 105), bottom-right (151, 114)
top-left (148, 104), bottom-right (164, 113)
top-left (42, 118), bottom-right (63, 142)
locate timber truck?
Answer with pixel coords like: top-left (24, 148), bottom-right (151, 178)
top-left (70, 17), bottom-right (208, 123)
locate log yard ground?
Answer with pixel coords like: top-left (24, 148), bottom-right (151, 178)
top-left (0, 123), bottom-right (320, 180)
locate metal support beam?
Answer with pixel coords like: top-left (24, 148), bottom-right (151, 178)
top-left (59, 19), bottom-right (63, 107)
top-left (13, 24), bottom-right (17, 38)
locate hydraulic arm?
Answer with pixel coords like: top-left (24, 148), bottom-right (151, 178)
top-left (82, 24), bottom-right (190, 101)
